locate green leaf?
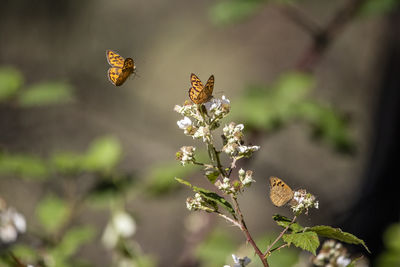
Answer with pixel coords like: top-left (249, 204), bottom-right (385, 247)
top-left (36, 194), bottom-right (71, 234)
top-left (18, 81), bottom-right (74, 107)
top-left (57, 226), bottom-right (96, 257)
top-left (209, 0), bottom-right (266, 25)
top-left (0, 67), bottom-right (23, 101)
top-left (145, 161), bottom-right (197, 195)
top-left (83, 136), bottom-right (122, 172)
top-left (205, 170), bottom-right (220, 183)
top-left (175, 177), bottom-right (235, 216)
top-left (283, 231), bottom-right (319, 255)
top-left (0, 152), bottom-right (48, 179)
top-left (272, 214), bottom-right (304, 233)
top-left (308, 225), bottom-right (370, 253)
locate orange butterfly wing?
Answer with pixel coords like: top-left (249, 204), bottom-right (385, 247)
top-left (106, 50), bottom-right (136, 86)
top-left (108, 67), bottom-right (122, 85)
top-left (189, 73), bottom-right (214, 104)
top-left (106, 50), bottom-right (125, 68)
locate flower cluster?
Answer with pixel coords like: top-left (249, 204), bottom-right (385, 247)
top-left (215, 177), bottom-right (236, 194)
top-left (238, 169), bottom-right (255, 187)
top-left (186, 193), bottom-right (216, 212)
top-left (313, 240), bottom-right (352, 267)
top-left (290, 189), bottom-right (319, 214)
top-left (204, 95), bottom-right (231, 123)
top-left (175, 96), bottom-right (231, 141)
top-left (224, 254), bottom-right (251, 267)
top-left (176, 146), bottom-right (196, 166)
top-left (222, 123), bottom-right (260, 158)
top-left (0, 198), bottom-right (26, 244)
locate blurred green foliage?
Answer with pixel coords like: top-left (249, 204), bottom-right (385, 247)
top-left (36, 194), bottom-right (71, 234)
top-left (231, 72), bottom-right (354, 152)
top-left (209, 0), bottom-right (267, 25)
top-left (0, 66), bottom-right (74, 107)
top-left (209, 0), bottom-right (400, 26)
top-left (0, 153), bottom-right (48, 180)
top-left (18, 82), bottom-right (74, 107)
top-left (0, 67), bottom-right (23, 101)
top-left (376, 223), bottom-right (400, 267)
top-left (360, 0), bottom-right (400, 17)
top-left (49, 226), bottom-right (95, 267)
top-left (195, 229), bottom-right (237, 267)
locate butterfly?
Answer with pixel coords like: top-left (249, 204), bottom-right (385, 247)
top-left (269, 177), bottom-right (294, 207)
top-left (106, 50), bottom-right (136, 86)
top-left (189, 73), bottom-right (214, 104)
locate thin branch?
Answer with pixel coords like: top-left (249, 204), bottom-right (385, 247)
top-left (294, 0), bottom-right (369, 71)
top-left (263, 215), bottom-right (297, 257)
top-left (231, 196), bottom-right (269, 267)
top-left (280, 4), bottom-right (322, 36)
top-left (216, 211), bottom-right (242, 228)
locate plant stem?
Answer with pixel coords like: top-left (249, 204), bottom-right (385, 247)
top-left (231, 196), bottom-right (269, 267)
top-left (216, 212), bottom-right (242, 228)
top-left (263, 215), bottom-right (297, 257)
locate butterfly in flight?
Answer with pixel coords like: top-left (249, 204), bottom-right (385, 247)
top-left (106, 50), bottom-right (136, 86)
top-left (269, 176), bottom-right (294, 207)
top-left (189, 73), bottom-right (214, 104)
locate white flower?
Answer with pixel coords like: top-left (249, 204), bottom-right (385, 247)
top-left (177, 116), bottom-right (192, 129)
top-left (101, 210), bottom-right (136, 249)
top-left (113, 211), bottom-right (136, 238)
top-left (215, 178), bottom-right (236, 194)
top-left (177, 146), bottom-right (196, 166)
top-left (232, 254), bottom-right (251, 267)
top-left (193, 126), bottom-right (210, 142)
top-left (241, 170), bottom-right (255, 186)
top-left (0, 206), bottom-right (26, 244)
top-left (337, 255), bottom-right (351, 267)
top-left (221, 95), bottom-right (230, 105)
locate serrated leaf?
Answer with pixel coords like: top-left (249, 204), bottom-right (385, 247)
top-left (36, 194), bottom-right (71, 234)
top-left (272, 214), bottom-right (304, 232)
top-left (0, 67), bottom-right (23, 101)
top-left (308, 225), bottom-right (370, 253)
top-left (175, 177), bottom-right (235, 216)
top-left (283, 231), bottom-right (319, 255)
top-left (83, 136), bottom-right (122, 172)
top-left (18, 81), bottom-right (74, 107)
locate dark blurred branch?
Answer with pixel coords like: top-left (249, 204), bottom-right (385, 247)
top-left (280, 4), bottom-right (322, 36)
top-left (293, 0), bottom-right (368, 71)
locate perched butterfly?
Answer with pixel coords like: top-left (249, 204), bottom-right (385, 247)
top-left (269, 177), bottom-right (294, 207)
top-left (106, 50), bottom-right (136, 86)
top-left (189, 73), bottom-right (214, 104)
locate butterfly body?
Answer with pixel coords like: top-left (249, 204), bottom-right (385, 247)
top-left (106, 50), bottom-right (136, 86)
top-left (269, 177), bottom-right (294, 207)
top-left (189, 73), bottom-right (214, 104)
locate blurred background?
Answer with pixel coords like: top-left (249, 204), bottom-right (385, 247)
top-left (1, 0), bottom-right (399, 266)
